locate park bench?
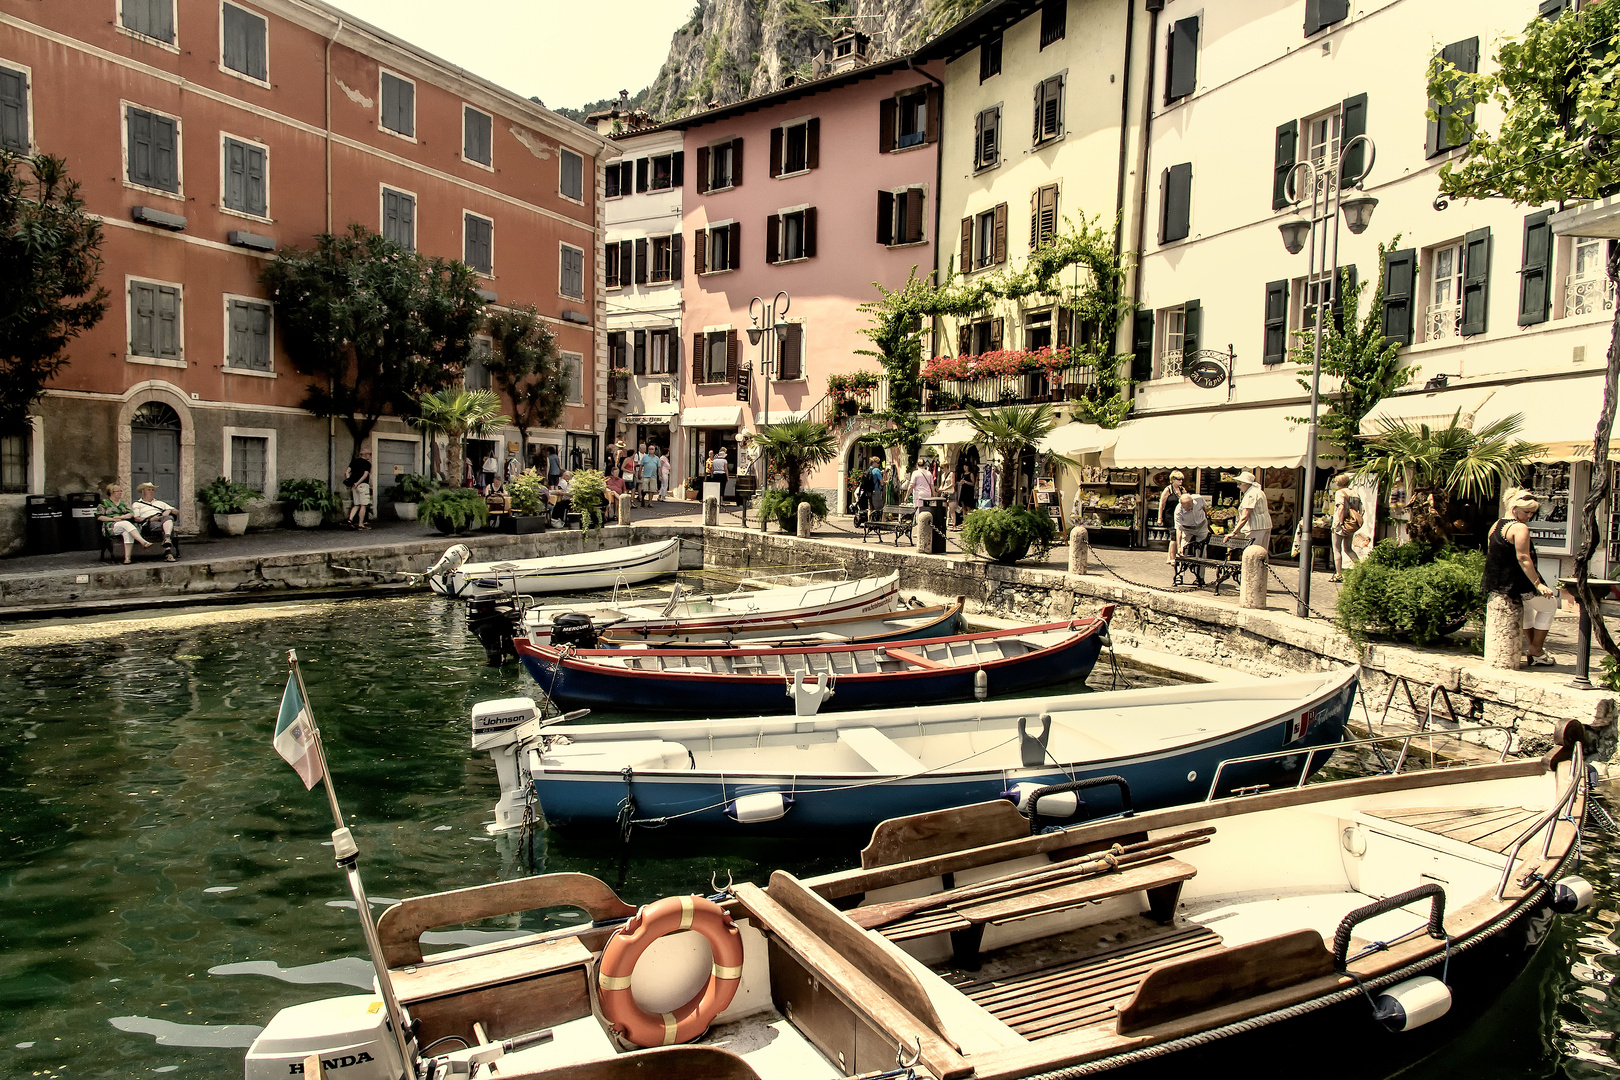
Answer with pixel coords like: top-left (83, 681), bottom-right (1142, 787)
top-left (861, 504), bottom-right (916, 547)
top-left (1172, 536), bottom-right (1242, 594)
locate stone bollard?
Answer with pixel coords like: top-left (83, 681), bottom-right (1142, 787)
top-left (916, 510), bottom-right (933, 553)
top-left (703, 496), bottom-right (719, 527)
top-left (797, 500), bottom-right (815, 538)
top-left (616, 494), bottom-right (633, 528)
top-left (1068, 525), bottom-right (1090, 576)
top-left (1484, 591), bottom-right (1523, 669)
top-left (1239, 544), bottom-right (1268, 609)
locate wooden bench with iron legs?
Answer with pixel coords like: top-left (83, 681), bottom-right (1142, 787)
top-left (1172, 554), bottom-right (1241, 594)
top-left (861, 505), bottom-right (917, 547)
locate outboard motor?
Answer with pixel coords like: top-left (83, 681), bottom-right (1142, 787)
top-left (467, 594), bottom-right (524, 665)
top-left (549, 612), bottom-right (599, 650)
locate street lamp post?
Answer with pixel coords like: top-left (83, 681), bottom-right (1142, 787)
top-left (1279, 134), bottom-right (1377, 619)
top-left (746, 291), bottom-right (792, 429)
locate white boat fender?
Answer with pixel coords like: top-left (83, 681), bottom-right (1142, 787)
top-left (974, 668), bottom-right (988, 701)
top-left (1000, 782), bottom-right (1078, 818)
top-left (1371, 975), bottom-right (1452, 1032)
top-left (1553, 876), bottom-right (1596, 914)
top-left (726, 791), bottom-right (795, 824)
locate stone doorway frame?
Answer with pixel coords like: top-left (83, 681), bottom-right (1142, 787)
top-left (117, 381), bottom-right (196, 535)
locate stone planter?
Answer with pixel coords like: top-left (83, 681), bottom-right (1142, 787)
top-left (393, 502), bottom-right (419, 521)
top-left (292, 509), bottom-right (324, 529)
top-left (214, 512), bottom-right (250, 536)
top-left (503, 514), bottom-right (547, 534)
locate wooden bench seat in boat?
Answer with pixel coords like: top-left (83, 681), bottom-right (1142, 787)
top-left (839, 726), bottom-right (927, 774)
top-left (1356, 804), bottom-right (1545, 854)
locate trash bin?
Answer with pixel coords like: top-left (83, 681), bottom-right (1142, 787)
top-left (918, 496), bottom-right (948, 555)
top-left (66, 491), bottom-right (101, 551)
top-left (25, 495), bottom-right (64, 555)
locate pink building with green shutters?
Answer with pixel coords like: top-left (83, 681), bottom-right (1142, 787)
top-left (652, 51), bottom-right (943, 500)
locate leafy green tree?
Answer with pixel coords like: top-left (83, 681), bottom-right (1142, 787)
top-left (413, 388), bottom-right (508, 487)
top-left (1429, 3), bottom-right (1620, 655)
top-left (0, 153), bottom-right (107, 434)
top-left (482, 304), bottom-right (565, 469)
top-left (261, 224), bottom-right (485, 457)
top-left (964, 403), bottom-right (1076, 510)
top-left (749, 419), bottom-right (837, 495)
top-left (1289, 239), bottom-right (1415, 463)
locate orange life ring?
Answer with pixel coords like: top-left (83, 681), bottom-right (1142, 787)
top-left (597, 895), bottom-right (744, 1047)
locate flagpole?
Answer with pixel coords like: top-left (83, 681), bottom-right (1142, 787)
top-left (287, 650), bottom-right (417, 1077)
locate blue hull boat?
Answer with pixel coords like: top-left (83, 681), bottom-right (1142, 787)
top-left (479, 667), bottom-right (1360, 835)
top-left (515, 613), bottom-right (1112, 715)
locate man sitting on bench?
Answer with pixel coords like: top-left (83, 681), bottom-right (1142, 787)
top-left (130, 481), bottom-right (178, 562)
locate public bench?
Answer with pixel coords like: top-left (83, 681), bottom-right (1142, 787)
top-left (861, 504), bottom-right (916, 547)
top-left (1172, 536), bottom-right (1241, 594)
top-left (98, 519), bottom-right (182, 563)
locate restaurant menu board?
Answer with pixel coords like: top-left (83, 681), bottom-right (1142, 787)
top-left (1525, 462), bottom-right (1575, 555)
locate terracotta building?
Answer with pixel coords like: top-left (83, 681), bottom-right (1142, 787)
top-left (0, 0), bottom-right (607, 549)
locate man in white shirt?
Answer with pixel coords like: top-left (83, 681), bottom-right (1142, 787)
top-left (130, 482), bottom-right (178, 560)
top-left (1233, 471), bottom-right (1272, 557)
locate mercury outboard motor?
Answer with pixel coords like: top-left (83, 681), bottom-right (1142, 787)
top-left (549, 612), bottom-right (599, 650)
top-left (467, 594), bottom-right (524, 665)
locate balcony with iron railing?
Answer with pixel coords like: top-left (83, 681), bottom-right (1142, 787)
top-left (1566, 273), bottom-right (1617, 317)
top-left (921, 360), bottom-right (1098, 414)
top-left (1424, 300), bottom-right (1463, 344)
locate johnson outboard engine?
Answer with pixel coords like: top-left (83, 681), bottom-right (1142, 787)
top-left (467, 593), bottom-right (524, 665)
top-left (549, 612), bottom-right (599, 650)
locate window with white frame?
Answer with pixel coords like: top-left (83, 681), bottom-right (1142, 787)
top-left (650, 235), bottom-right (676, 282)
top-left (782, 121), bottom-right (811, 174)
top-left (225, 297), bottom-right (271, 371)
top-left (230, 434), bottom-right (268, 493)
top-left (463, 105), bottom-right (492, 167)
top-left (560, 148), bottom-right (583, 201)
top-left (121, 0), bottom-right (175, 44)
top-left (776, 323), bottom-right (804, 381)
top-left (559, 244), bottom-right (584, 299)
top-left (562, 352), bottom-right (584, 405)
top-left (381, 186), bottom-right (415, 250)
top-left (221, 135), bottom-right (267, 217)
top-left (464, 212), bottom-right (493, 275)
top-left (770, 208), bottom-right (813, 263)
top-left (704, 331), bottom-right (731, 383)
top-left (1567, 236), bottom-right (1615, 316)
top-left (877, 188), bottom-right (926, 246)
top-left (1303, 106), bottom-right (1342, 173)
top-left (1424, 240), bottom-right (1465, 342)
top-left (1158, 305), bottom-right (1186, 378)
top-left (220, 2), bottom-right (268, 83)
top-left (1025, 310), bottom-right (1053, 350)
top-left (974, 105), bottom-right (1000, 170)
top-left (895, 89), bottom-right (928, 149)
top-left (464, 334), bottom-right (492, 389)
top-left (1034, 75), bottom-right (1064, 144)
top-left (701, 223), bottom-right (738, 273)
top-left (648, 329), bottom-right (670, 374)
top-left (129, 279), bottom-right (182, 361)
top-left (648, 152), bottom-right (678, 190)
top-left (380, 70), bottom-right (414, 138)
top-left (709, 140), bottom-right (736, 190)
top-left (976, 208), bottom-right (997, 269)
top-left (0, 62), bottom-right (30, 153)
top-left (0, 428), bottom-right (27, 493)
top-left (126, 104), bottom-right (181, 194)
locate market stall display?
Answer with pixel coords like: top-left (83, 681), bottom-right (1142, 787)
top-left (1073, 466), bottom-right (1142, 544)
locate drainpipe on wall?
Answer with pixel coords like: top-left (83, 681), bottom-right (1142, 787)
top-left (1128, 0), bottom-right (1163, 345)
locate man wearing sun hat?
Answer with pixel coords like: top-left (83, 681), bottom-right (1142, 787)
top-left (129, 481), bottom-right (178, 560)
top-left (1232, 470), bottom-right (1271, 557)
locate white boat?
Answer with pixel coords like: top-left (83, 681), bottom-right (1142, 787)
top-left (520, 571), bottom-right (902, 645)
top-left (425, 538), bottom-right (682, 598)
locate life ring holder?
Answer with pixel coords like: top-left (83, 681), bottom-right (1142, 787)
top-left (597, 895), bottom-right (744, 1047)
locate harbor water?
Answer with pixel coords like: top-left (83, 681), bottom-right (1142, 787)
top-left (0, 594), bottom-right (1616, 1078)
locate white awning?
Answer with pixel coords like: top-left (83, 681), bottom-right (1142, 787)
top-left (1472, 374), bottom-right (1606, 462)
top-left (924, 419), bottom-right (978, 446)
top-left (1357, 386), bottom-right (1498, 436)
top-left (679, 405), bottom-right (743, 429)
top-left (1106, 405), bottom-right (1325, 469)
top-left (1038, 423), bottom-right (1119, 458)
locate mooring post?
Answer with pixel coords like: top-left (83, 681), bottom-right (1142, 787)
top-left (1239, 544), bottom-right (1268, 609)
top-left (616, 493), bottom-right (633, 528)
top-left (1484, 592), bottom-right (1523, 670)
top-left (1068, 526), bottom-right (1090, 576)
top-left (703, 496), bottom-right (719, 527)
top-left (797, 500), bottom-right (814, 538)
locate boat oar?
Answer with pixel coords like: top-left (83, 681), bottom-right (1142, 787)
top-left (848, 828), bottom-right (1215, 931)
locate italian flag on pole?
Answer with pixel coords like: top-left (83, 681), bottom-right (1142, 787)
top-left (275, 674), bottom-right (324, 790)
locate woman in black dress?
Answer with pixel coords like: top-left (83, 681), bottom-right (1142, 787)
top-left (1482, 489), bottom-right (1559, 665)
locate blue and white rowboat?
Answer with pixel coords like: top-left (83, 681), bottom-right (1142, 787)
top-left (476, 667), bottom-right (1359, 835)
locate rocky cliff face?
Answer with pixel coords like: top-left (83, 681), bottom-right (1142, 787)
top-left (562, 0), bottom-right (967, 124)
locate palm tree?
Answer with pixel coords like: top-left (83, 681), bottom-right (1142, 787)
top-left (964, 403), bottom-right (1076, 509)
top-left (1357, 410), bottom-right (1544, 545)
top-left (749, 420), bottom-right (838, 494)
top-left (413, 388), bottom-right (509, 485)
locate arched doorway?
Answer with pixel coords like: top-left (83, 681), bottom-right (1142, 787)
top-left (131, 401), bottom-right (181, 506)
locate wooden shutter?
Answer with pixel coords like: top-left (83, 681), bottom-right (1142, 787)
top-left (633, 329), bottom-right (647, 375)
top-left (224, 139), bottom-right (246, 212)
top-left (131, 281), bottom-right (156, 355)
top-left (464, 107), bottom-right (491, 165)
top-left (1182, 299), bottom-right (1201, 358)
top-left (634, 238), bottom-right (648, 284)
top-left (770, 126), bottom-right (783, 177)
top-left (779, 324), bottom-right (802, 380)
top-left (726, 329), bottom-right (739, 381)
top-left (245, 143), bottom-right (266, 215)
top-left (1037, 185), bottom-right (1058, 248)
top-left (1272, 120), bottom-right (1298, 210)
top-left (693, 229), bottom-right (707, 274)
top-left (879, 96), bottom-right (896, 153)
top-left (383, 189), bottom-right (401, 243)
top-left (670, 234), bottom-right (683, 281)
top-left (636, 158), bottom-right (649, 192)
top-left (766, 215), bottom-right (781, 265)
top-left (1166, 17), bottom-right (1199, 103)
top-left (1381, 247), bottom-right (1416, 346)
top-left (989, 317), bottom-right (1004, 351)
top-left (1331, 265), bottom-right (1357, 332)
top-left (228, 300), bottom-right (249, 367)
top-left (1428, 38), bottom-right (1479, 158)
top-left (1263, 280), bottom-right (1289, 364)
top-left (605, 246), bottom-right (618, 289)
top-left (1161, 164), bottom-right (1191, 243)
top-left (249, 302), bottom-right (270, 369)
top-left (671, 151), bottom-right (684, 187)
top-left (877, 190), bottom-right (895, 245)
top-left (1304, 0), bottom-right (1349, 35)
top-left (618, 240), bottom-right (633, 285)
top-left (905, 189), bottom-right (925, 244)
top-left (992, 203), bottom-right (1007, 265)
top-left (731, 137), bottom-right (744, 186)
top-left (806, 119), bottom-right (819, 169)
top-left (959, 217), bottom-right (973, 271)
top-left (728, 221), bottom-right (741, 269)
top-left (399, 193), bottom-right (415, 250)
top-left (1461, 227), bottom-right (1491, 336)
top-left (804, 207), bottom-right (817, 258)
top-left (0, 66), bottom-right (27, 152)
top-left (127, 108), bottom-right (151, 186)
top-left (924, 84), bottom-right (942, 145)
top-left (156, 285), bottom-right (179, 357)
top-left (1339, 93), bottom-right (1367, 185)
top-left (1056, 308), bottom-right (1070, 347)
top-left (1032, 80), bottom-right (1045, 144)
top-left (466, 216), bottom-right (491, 274)
top-left (958, 324), bottom-right (973, 356)
top-left (668, 334), bottom-right (681, 379)
top-left (1131, 310), bottom-right (1154, 381)
top-left (692, 332), bottom-right (704, 381)
top-left (696, 146), bottom-right (710, 194)
top-left (222, 4), bottom-right (267, 81)
top-left (1540, 0), bottom-right (1568, 17)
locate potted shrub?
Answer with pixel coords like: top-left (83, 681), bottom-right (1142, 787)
top-left (569, 468), bottom-right (608, 534)
top-left (758, 489), bottom-right (828, 535)
top-left (504, 468), bottom-right (549, 533)
top-left (386, 473), bottom-right (437, 521)
top-left (277, 478), bottom-right (339, 528)
top-left (198, 477), bottom-right (261, 536)
top-left (1334, 540), bottom-right (1485, 646)
top-left (961, 506), bottom-right (1058, 565)
top-left (418, 488), bottom-right (489, 535)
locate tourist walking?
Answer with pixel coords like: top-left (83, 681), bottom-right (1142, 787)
top-left (1484, 489), bottom-right (1560, 666)
top-left (344, 448), bottom-right (372, 530)
top-left (909, 460), bottom-right (935, 503)
top-left (1232, 471), bottom-right (1271, 556)
top-left (638, 445), bottom-right (659, 507)
top-left (867, 456), bottom-right (886, 515)
top-left (657, 448), bottom-right (670, 501)
top-left (1328, 473), bottom-right (1364, 581)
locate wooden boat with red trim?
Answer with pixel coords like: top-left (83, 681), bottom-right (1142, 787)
top-left (514, 609), bottom-right (1114, 715)
top-left (243, 723), bottom-right (1595, 1080)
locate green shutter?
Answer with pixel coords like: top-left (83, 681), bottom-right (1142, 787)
top-left (1272, 120), bottom-right (1298, 210)
top-left (1131, 310), bottom-right (1154, 382)
top-left (1263, 280), bottom-right (1289, 364)
top-left (1182, 299), bottom-right (1201, 358)
top-left (1461, 227), bottom-right (1490, 336)
top-left (222, 4), bottom-right (267, 81)
top-left (130, 281), bottom-right (156, 355)
top-left (1166, 17), bottom-right (1199, 103)
top-left (1161, 163), bottom-right (1192, 243)
top-left (1519, 210), bottom-right (1553, 326)
top-left (1338, 93), bottom-right (1367, 186)
top-left (156, 285), bottom-right (179, 357)
top-left (0, 66), bottom-right (27, 152)
top-left (1381, 248), bottom-right (1416, 346)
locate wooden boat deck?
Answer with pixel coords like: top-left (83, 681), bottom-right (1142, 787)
top-left (1360, 804), bottom-right (1544, 853)
top-left (943, 924), bottom-right (1223, 1040)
